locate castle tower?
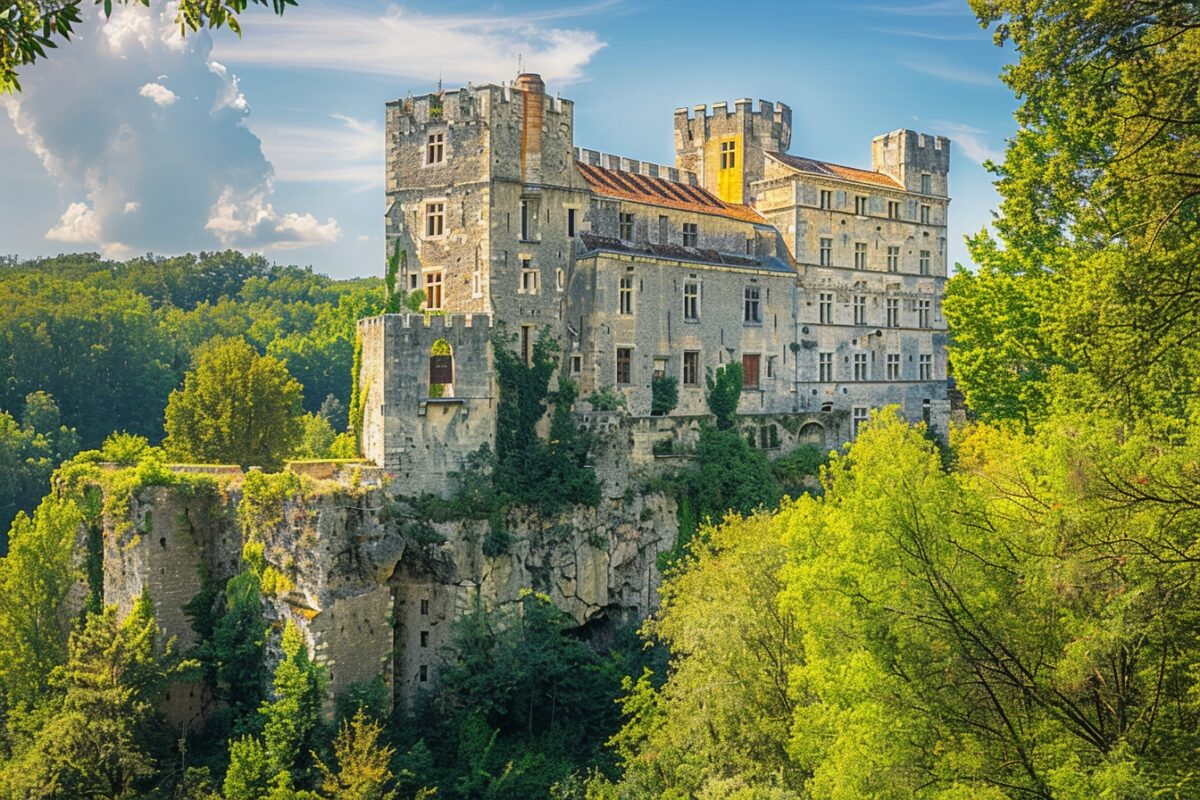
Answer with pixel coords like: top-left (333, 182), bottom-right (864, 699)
top-left (871, 129), bottom-right (951, 196)
top-left (673, 99), bottom-right (792, 205)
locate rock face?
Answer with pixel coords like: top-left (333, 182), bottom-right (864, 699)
top-left (98, 472), bottom-right (678, 713)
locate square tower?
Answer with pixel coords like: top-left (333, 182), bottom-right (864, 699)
top-left (673, 99), bottom-right (792, 205)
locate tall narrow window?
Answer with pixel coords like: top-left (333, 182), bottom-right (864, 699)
top-left (919, 250), bottom-right (931, 276)
top-left (855, 195), bottom-right (869, 215)
top-left (819, 237), bottom-right (832, 266)
top-left (419, 664), bottom-right (428, 682)
top-left (854, 242), bottom-right (867, 270)
top-left (521, 325), bottom-right (533, 365)
top-left (920, 173), bottom-right (932, 194)
top-left (920, 204), bottom-right (931, 224)
top-left (420, 631), bottom-right (429, 648)
top-left (420, 599), bottom-right (429, 615)
top-left (567, 208), bottom-right (577, 237)
top-left (917, 299), bottom-right (931, 328)
top-left (818, 352), bottom-right (833, 382)
top-left (853, 294), bottom-right (866, 325)
top-left (616, 347), bottom-right (632, 385)
top-left (555, 267), bottom-right (564, 292)
top-left (425, 202), bottom-right (444, 237)
top-left (852, 406), bottom-right (869, 438)
top-left (888, 200), bottom-right (900, 219)
top-left (742, 354), bottom-right (760, 388)
top-left (619, 274), bottom-right (634, 315)
top-left (472, 268), bottom-right (482, 298)
top-left (743, 286), bottom-right (761, 324)
top-left (520, 200), bottom-right (531, 240)
top-left (887, 246), bottom-right (900, 272)
top-left (683, 351), bottom-right (700, 386)
top-left (683, 281), bottom-right (700, 321)
top-left (886, 298), bottom-right (899, 328)
top-left (819, 189), bottom-right (832, 209)
top-left (720, 139), bottom-right (737, 169)
top-left (426, 132), bottom-right (444, 164)
top-left (520, 259), bottom-right (539, 294)
top-left (658, 215), bottom-right (669, 245)
top-left (818, 292), bottom-right (833, 324)
top-left (886, 353), bottom-right (900, 380)
top-left (424, 271), bottom-right (443, 310)
top-left (853, 353), bottom-right (868, 381)
top-left (569, 354), bottom-right (582, 375)
top-left (919, 353), bottom-right (932, 381)
top-left (682, 222), bottom-right (698, 247)
top-left (619, 212), bottom-right (634, 240)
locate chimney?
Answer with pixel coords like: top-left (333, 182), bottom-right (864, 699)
top-left (515, 73), bottom-right (544, 185)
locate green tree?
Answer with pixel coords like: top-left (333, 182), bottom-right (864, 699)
top-left (164, 337), bottom-right (304, 469)
top-left (0, 391), bottom-right (79, 540)
top-left (0, 596), bottom-right (183, 798)
top-left (262, 621), bottom-right (327, 783)
top-left (649, 375), bottom-right (677, 417)
top-left (705, 363), bottom-right (742, 430)
top-left (1, 0), bottom-right (297, 93)
top-left (316, 709), bottom-right (396, 800)
top-left (0, 495), bottom-right (80, 707)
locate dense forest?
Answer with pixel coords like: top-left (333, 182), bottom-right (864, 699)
top-left (2, 1), bottom-right (1199, 798)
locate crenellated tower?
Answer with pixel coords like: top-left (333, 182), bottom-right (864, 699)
top-left (673, 99), bottom-right (792, 205)
top-left (871, 129), bottom-right (951, 196)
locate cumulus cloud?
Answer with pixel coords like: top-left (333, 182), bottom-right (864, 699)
top-left (250, 112), bottom-right (383, 191)
top-left (214, 3), bottom-right (608, 86)
top-left (138, 81), bottom-right (177, 106)
top-left (3, 4), bottom-right (338, 256)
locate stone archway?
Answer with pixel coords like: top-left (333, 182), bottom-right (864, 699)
top-left (429, 338), bottom-right (454, 398)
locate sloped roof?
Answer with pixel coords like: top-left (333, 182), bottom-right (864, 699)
top-left (578, 233), bottom-right (795, 275)
top-left (765, 151), bottom-right (903, 189)
top-left (575, 161), bottom-right (766, 224)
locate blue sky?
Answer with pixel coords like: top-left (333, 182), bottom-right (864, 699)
top-left (0, 0), bottom-right (1015, 279)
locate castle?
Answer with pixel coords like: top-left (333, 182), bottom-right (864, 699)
top-left (361, 72), bottom-right (951, 494)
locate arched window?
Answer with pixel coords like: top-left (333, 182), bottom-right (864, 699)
top-left (429, 338), bottom-right (454, 398)
top-left (798, 421), bottom-right (824, 446)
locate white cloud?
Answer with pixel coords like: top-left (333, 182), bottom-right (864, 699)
top-left (46, 202), bottom-right (101, 243)
top-left (863, 1), bottom-right (973, 16)
top-left (138, 81), bottom-right (177, 106)
top-left (250, 113), bottom-right (383, 190)
top-left (213, 3), bottom-right (608, 87)
top-left (928, 120), bottom-right (1005, 165)
top-left (899, 58), bottom-right (1001, 88)
top-left (4, 4), bottom-right (335, 255)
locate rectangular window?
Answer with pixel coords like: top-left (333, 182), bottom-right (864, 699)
top-left (766, 356), bottom-right (776, 379)
top-left (917, 299), bottom-right (931, 328)
top-left (819, 189), bottom-right (832, 209)
top-left (921, 173), bottom-right (932, 194)
top-left (520, 260), bottom-right (539, 294)
top-left (420, 630), bottom-right (429, 648)
top-left (854, 242), bottom-right (867, 270)
top-left (682, 222), bottom-right (698, 247)
top-left (819, 237), bottom-right (832, 266)
top-left (853, 294), bottom-right (866, 326)
top-left (408, 272), bottom-right (419, 291)
top-left (555, 267), bottom-right (564, 292)
top-left (424, 271), bottom-right (443, 310)
top-left (886, 298), bottom-right (899, 328)
top-left (720, 139), bottom-right (737, 169)
top-left (616, 347), bottom-right (632, 385)
top-left (919, 353), bottom-right (932, 381)
top-left (658, 215), bottom-right (669, 245)
top-left (683, 351), bottom-right (700, 386)
top-left (567, 208), bottom-right (577, 237)
top-left (855, 195), bottom-right (869, 215)
top-left (619, 212), bottom-right (634, 240)
top-left (619, 274), bottom-right (634, 315)
top-left (520, 199), bottom-right (533, 241)
top-left (853, 353), bottom-right (868, 381)
top-left (888, 200), bottom-right (900, 219)
top-left (818, 292), bottom-right (833, 324)
top-left (887, 246), bottom-right (900, 272)
top-left (683, 281), bottom-right (700, 321)
top-left (742, 354), bottom-right (760, 388)
top-left (521, 325), bottom-right (533, 365)
top-left (921, 204), bottom-right (931, 224)
top-left (886, 353), bottom-right (900, 381)
top-left (919, 250), bottom-right (931, 276)
top-left (426, 132), bottom-right (444, 164)
top-left (420, 599), bottom-right (429, 615)
top-left (743, 286), bottom-right (762, 324)
top-left (570, 354), bottom-right (582, 375)
top-left (852, 406), bottom-right (869, 438)
top-left (419, 664), bottom-right (428, 682)
top-left (472, 268), bottom-right (482, 298)
top-left (425, 202), bottom-right (444, 237)
top-left (818, 352), bottom-right (833, 382)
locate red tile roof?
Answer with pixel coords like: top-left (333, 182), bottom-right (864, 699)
top-left (575, 160), bottom-right (766, 224)
top-left (765, 151), bottom-right (903, 189)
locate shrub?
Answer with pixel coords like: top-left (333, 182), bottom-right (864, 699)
top-left (650, 375), bottom-right (678, 416)
top-left (588, 386), bottom-right (626, 412)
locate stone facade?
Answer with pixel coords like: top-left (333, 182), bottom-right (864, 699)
top-left (368, 73), bottom-right (952, 495)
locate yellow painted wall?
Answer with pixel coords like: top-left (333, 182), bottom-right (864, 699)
top-left (711, 134), bottom-right (743, 204)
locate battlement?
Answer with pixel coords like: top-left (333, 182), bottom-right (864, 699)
top-left (871, 129), bottom-right (951, 194)
top-left (359, 313), bottom-right (494, 332)
top-left (386, 80), bottom-right (571, 130)
top-left (674, 98), bottom-right (791, 126)
top-left (574, 147), bottom-right (698, 185)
